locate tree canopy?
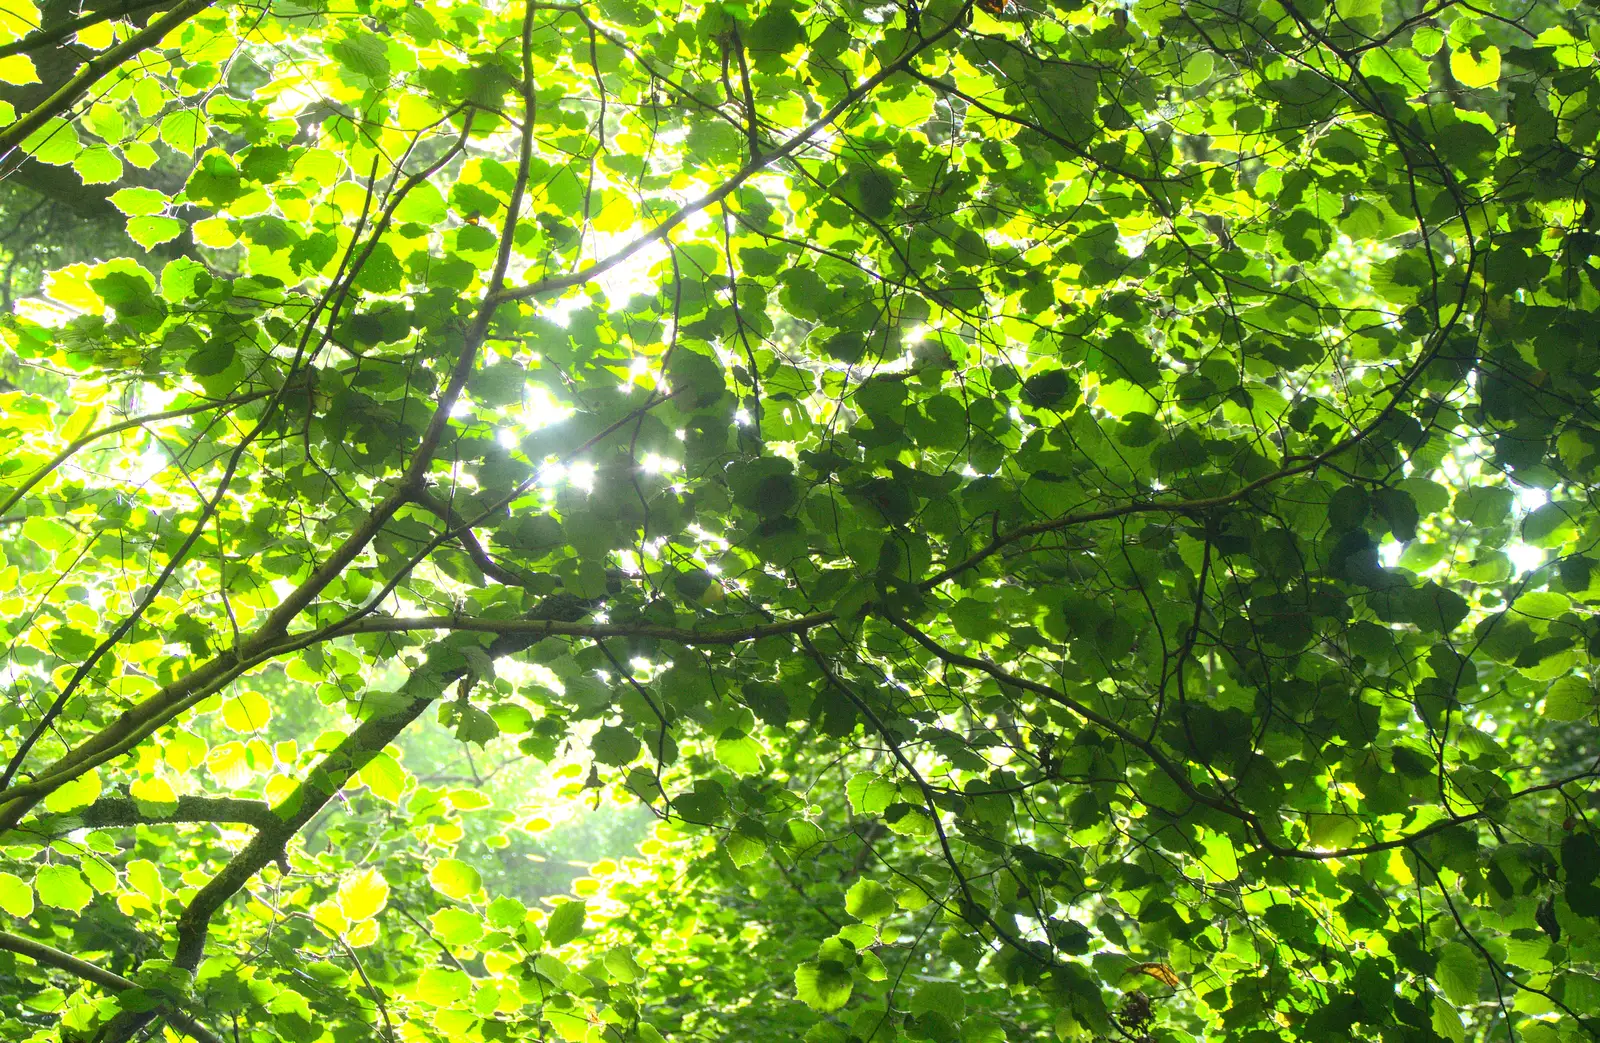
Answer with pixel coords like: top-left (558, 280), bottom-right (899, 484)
top-left (2, 0), bottom-right (1600, 1040)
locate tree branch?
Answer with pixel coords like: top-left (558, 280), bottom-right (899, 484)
top-left (305, 609), bottom-right (836, 646)
top-left (0, 0), bottom-right (178, 59)
top-left (0, 390), bottom-right (270, 521)
top-left (0, 930), bottom-right (225, 1043)
top-left (882, 611), bottom-right (1600, 862)
top-left (17, 795), bottom-right (277, 837)
top-left (0, 0), bottom-right (213, 156)
top-left (411, 488), bottom-right (538, 588)
top-left (490, 0), bottom-right (972, 305)
top-left (102, 605), bottom-right (564, 1039)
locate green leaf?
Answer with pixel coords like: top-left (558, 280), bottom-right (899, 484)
top-left (73, 147), bottom-right (123, 185)
top-left (429, 858), bottom-right (483, 902)
top-left (667, 347), bottom-right (725, 409)
top-left (1201, 832), bottom-right (1239, 880)
top-left (0, 53), bottom-right (38, 84)
top-left (129, 776), bottom-right (177, 812)
top-left (22, 118), bottom-right (81, 164)
top-left (330, 32), bottom-right (391, 83)
top-left (486, 895), bottom-right (526, 929)
top-left (1544, 677), bottom-right (1596, 721)
top-left (22, 516), bottom-right (74, 553)
top-left (429, 907), bottom-right (483, 945)
top-left (910, 981), bottom-right (965, 1020)
top-left (355, 752), bottom-right (409, 803)
top-left (592, 724), bottom-right (642, 766)
top-left (1178, 51), bottom-right (1214, 87)
top-left (338, 868), bottom-right (389, 921)
top-left (1454, 486), bottom-right (1513, 526)
top-left (1434, 942), bottom-right (1481, 1005)
top-left (1449, 45), bottom-right (1500, 89)
top-left (840, 163), bottom-right (897, 219)
top-left (604, 947), bottom-right (642, 983)
top-left (127, 216), bottom-right (185, 249)
top-left (0, 873), bottom-right (34, 918)
top-left (544, 899), bottom-right (587, 947)
top-left (126, 860), bottom-right (161, 901)
top-left (726, 832), bottom-right (766, 868)
top-left (415, 967), bottom-right (471, 1006)
top-left (747, 2), bottom-right (802, 54)
top-left (1562, 834), bottom-right (1600, 916)
top-left (394, 181), bottom-right (448, 224)
top-left (545, 1010), bottom-right (590, 1042)
top-left (795, 960), bottom-right (854, 1012)
top-left (846, 773), bottom-right (898, 816)
top-left (221, 689), bottom-right (272, 730)
top-left (1431, 997), bottom-right (1466, 1043)
top-left (42, 767), bottom-right (100, 813)
top-left (34, 865), bottom-right (92, 913)
top-left (1522, 502), bottom-right (1576, 548)
top-left (844, 879), bottom-right (895, 925)
top-left (714, 732), bottom-right (763, 775)
top-left (110, 187), bottom-right (167, 216)
top-left (159, 110), bottom-right (207, 152)
top-left (441, 700), bottom-right (499, 746)
top-left (159, 258), bottom-right (210, 302)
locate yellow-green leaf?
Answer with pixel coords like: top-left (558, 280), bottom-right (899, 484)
top-left (127, 216), bottom-right (185, 249)
top-left (221, 690), bottom-right (272, 731)
top-left (0, 54), bottom-right (38, 84)
top-left (0, 873), bottom-right (34, 918)
top-left (43, 767), bottom-right (101, 813)
top-left (1450, 45), bottom-right (1500, 89)
top-left (338, 868), bottom-right (390, 922)
top-left (35, 865), bottom-right (92, 913)
top-left (109, 187), bottom-right (167, 216)
top-left (429, 858), bottom-right (482, 901)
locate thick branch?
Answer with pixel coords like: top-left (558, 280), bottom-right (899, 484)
top-left (104, 627), bottom-right (560, 1041)
top-left (0, 930), bottom-right (224, 1043)
top-left (0, 0), bottom-right (177, 59)
top-left (312, 610), bottom-right (835, 646)
top-left (18, 795), bottom-right (276, 837)
top-left (0, 0), bottom-right (213, 156)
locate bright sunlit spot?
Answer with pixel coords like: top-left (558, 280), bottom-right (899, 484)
top-left (516, 384), bottom-right (575, 436)
top-left (640, 453), bottom-right (680, 475)
top-left (1506, 541), bottom-right (1546, 575)
top-left (1515, 485), bottom-right (1550, 511)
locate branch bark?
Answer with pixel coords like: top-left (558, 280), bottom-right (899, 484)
top-left (0, 0), bottom-right (213, 156)
top-left (17, 795), bottom-right (277, 837)
top-left (0, 930), bottom-right (224, 1043)
top-left (0, 0), bottom-right (178, 59)
top-left (101, 610), bottom-right (558, 1039)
